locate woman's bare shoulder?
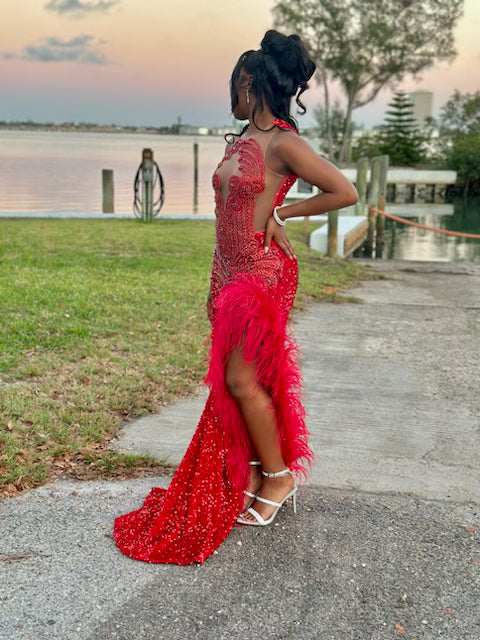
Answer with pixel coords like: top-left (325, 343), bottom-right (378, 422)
top-left (267, 128), bottom-right (319, 174)
top-left (271, 128), bottom-right (314, 155)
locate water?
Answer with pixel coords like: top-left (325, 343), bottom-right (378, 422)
top-left (382, 197), bottom-right (480, 261)
top-left (0, 129), bottom-right (225, 215)
top-left (1, 130), bottom-right (479, 261)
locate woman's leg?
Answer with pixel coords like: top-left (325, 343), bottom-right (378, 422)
top-left (226, 347), bottom-right (294, 521)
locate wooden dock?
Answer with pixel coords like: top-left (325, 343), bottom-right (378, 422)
top-left (285, 163), bottom-right (457, 258)
top-left (308, 216), bottom-right (368, 258)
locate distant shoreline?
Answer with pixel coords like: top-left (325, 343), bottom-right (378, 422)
top-left (0, 122), bottom-right (234, 136)
top-left (0, 122), bottom-right (315, 136)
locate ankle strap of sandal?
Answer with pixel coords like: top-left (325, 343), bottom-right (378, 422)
top-left (262, 468), bottom-right (291, 478)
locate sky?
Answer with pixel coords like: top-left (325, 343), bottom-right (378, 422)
top-left (1, 0), bottom-right (479, 130)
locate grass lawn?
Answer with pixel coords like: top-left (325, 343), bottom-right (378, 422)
top-left (0, 218), bottom-right (381, 498)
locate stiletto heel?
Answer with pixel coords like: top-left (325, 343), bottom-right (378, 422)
top-left (237, 468), bottom-right (297, 526)
top-left (242, 460), bottom-right (262, 511)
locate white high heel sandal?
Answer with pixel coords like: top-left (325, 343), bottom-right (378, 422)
top-left (242, 460), bottom-right (261, 511)
top-left (236, 468), bottom-right (297, 526)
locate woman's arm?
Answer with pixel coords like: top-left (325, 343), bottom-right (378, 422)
top-left (263, 132), bottom-right (358, 255)
top-left (275, 132), bottom-right (358, 220)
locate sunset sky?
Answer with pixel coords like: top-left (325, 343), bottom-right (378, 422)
top-left (1, 0), bottom-right (479, 129)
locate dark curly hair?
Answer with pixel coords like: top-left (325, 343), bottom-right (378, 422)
top-left (226, 29), bottom-right (316, 142)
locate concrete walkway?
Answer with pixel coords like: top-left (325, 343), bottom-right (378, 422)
top-left (1, 260), bottom-right (479, 640)
top-left (111, 259), bottom-right (480, 503)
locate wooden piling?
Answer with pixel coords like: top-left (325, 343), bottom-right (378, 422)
top-left (193, 142), bottom-right (199, 211)
top-left (327, 210), bottom-right (338, 257)
top-left (375, 154), bottom-right (390, 258)
top-left (355, 157), bottom-right (369, 216)
top-left (102, 169), bottom-right (114, 213)
top-left (365, 156), bottom-right (380, 257)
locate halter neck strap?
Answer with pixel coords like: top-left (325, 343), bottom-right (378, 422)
top-left (271, 118), bottom-right (299, 135)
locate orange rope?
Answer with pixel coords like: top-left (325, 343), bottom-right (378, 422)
top-left (372, 208), bottom-right (480, 239)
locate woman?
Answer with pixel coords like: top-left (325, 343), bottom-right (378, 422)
top-left (113, 30), bottom-right (358, 564)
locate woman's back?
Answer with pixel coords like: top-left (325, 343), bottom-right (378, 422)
top-left (210, 119), bottom-right (299, 306)
top-left (212, 120), bottom-right (298, 241)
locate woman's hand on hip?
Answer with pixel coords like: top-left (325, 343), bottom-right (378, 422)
top-left (264, 215), bottom-right (296, 259)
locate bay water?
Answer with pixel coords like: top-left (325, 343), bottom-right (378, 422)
top-left (1, 129), bottom-right (478, 261)
top-left (0, 130), bottom-right (224, 215)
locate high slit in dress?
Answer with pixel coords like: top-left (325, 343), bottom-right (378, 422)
top-left (113, 118), bottom-right (314, 564)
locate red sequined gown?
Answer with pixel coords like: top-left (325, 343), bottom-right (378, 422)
top-left (113, 119), bottom-right (313, 564)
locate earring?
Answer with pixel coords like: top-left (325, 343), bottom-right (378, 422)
top-left (246, 89), bottom-right (250, 104)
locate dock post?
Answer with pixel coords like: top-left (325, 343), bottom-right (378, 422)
top-left (141, 149), bottom-right (154, 221)
top-left (355, 157), bottom-right (369, 216)
top-left (193, 141), bottom-right (199, 212)
top-left (365, 156), bottom-right (380, 257)
top-left (375, 154), bottom-right (390, 258)
top-left (102, 169), bottom-right (114, 213)
top-left (327, 210), bottom-right (339, 257)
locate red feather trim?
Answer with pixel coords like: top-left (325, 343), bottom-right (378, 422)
top-left (205, 274), bottom-right (314, 492)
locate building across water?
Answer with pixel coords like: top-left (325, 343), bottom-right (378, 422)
top-left (408, 90), bottom-right (434, 126)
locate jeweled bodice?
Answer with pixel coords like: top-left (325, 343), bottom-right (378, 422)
top-left (210, 119), bottom-right (298, 301)
top-left (212, 137), bottom-right (264, 257)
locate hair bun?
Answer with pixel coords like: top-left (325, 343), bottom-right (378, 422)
top-left (260, 30), bottom-right (315, 87)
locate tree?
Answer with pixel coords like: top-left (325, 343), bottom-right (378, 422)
top-left (273, 0), bottom-right (464, 163)
top-left (378, 91), bottom-right (424, 165)
top-left (445, 135), bottom-right (480, 193)
top-left (313, 99), bottom-right (355, 161)
top-left (438, 90), bottom-right (480, 193)
top-left (439, 90), bottom-right (480, 138)
top-left (351, 130), bottom-right (384, 162)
